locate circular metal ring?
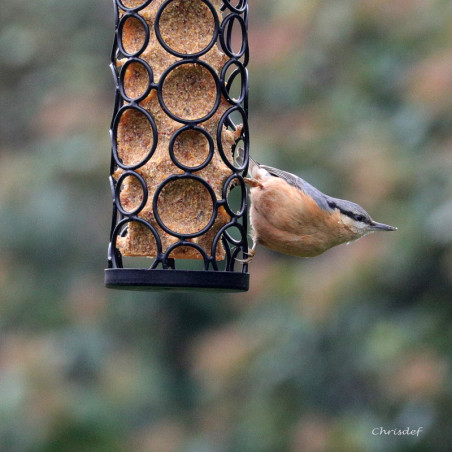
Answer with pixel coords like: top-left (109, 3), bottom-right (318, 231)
top-left (220, 13), bottom-right (247, 59)
top-left (116, 0), bottom-right (153, 13)
top-left (228, 246), bottom-right (243, 271)
top-left (119, 57), bottom-right (154, 103)
top-left (154, 0), bottom-right (220, 58)
top-left (222, 0), bottom-right (247, 13)
top-left (220, 235), bottom-right (232, 269)
top-left (109, 62), bottom-right (120, 91)
top-left (223, 225), bottom-right (246, 247)
top-left (217, 105), bottom-right (249, 171)
top-left (163, 241), bottom-right (210, 268)
top-left (158, 59), bottom-right (222, 124)
top-left (109, 175), bottom-right (116, 203)
top-left (110, 5), bottom-right (120, 63)
top-left (221, 59), bottom-right (248, 105)
top-left (169, 125), bottom-right (214, 172)
top-left (211, 222), bottom-right (248, 270)
top-left (153, 174), bottom-right (218, 239)
top-left (114, 170), bottom-right (149, 216)
top-left (112, 104), bottom-right (158, 170)
top-left (117, 13), bottom-right (150, 58)
top-left (222, 174), bottom-right (246, 217)
top-left (111, 217), bottom-right (162, 269)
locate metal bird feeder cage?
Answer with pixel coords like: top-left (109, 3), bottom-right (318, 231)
top-left (105, 0), bottom-right (250, 291)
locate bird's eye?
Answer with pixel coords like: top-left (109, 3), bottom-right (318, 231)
top-left (355, 215), bottom-right (365, 222)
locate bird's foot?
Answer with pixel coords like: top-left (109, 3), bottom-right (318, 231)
top-left (244, 177), bottom-right (263, 189)
top-left (236, 245), bottom-right (256, 264)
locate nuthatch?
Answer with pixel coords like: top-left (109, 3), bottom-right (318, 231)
top-left (237, 150), bottom-right (397, 262)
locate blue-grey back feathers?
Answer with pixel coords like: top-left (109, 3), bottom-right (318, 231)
top-left (239, 149), bottom-right (396, 231)
top-left (259, 164), bottom-right (333, 212)
top-left (237, 148), bottom-right (374, 223)
top-left (258, 163), bottom-right (374, 224)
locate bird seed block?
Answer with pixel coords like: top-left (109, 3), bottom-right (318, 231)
top-left (114, 0), bottom-right (242, 260)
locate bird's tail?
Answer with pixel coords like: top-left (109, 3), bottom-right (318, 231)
top-left (236, 148), bottom-right (264, 179)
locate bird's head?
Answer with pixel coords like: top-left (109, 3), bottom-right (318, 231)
top-left (327, 198), bottom-right (397, 238)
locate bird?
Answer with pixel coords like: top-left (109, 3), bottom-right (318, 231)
top-left (235, 150), bottom-right (397, 262)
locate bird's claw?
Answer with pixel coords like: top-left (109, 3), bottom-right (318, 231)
top-left (236, 247), bottom-right (256, 264)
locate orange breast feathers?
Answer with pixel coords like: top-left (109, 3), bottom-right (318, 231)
top-left (249, 177), bottom-right (353, 257)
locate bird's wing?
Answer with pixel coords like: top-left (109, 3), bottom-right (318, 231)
top-left (259, 164), bottom-right (332, 211)
top-left (259, 165), bottom-right (301, 188)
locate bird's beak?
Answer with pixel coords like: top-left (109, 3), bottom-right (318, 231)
top-left (370, 221), bottom-right (398, 231)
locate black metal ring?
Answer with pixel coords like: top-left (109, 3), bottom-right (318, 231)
top-left (154, 0), bottom-right (220, 58)
top-left (109, 176), bottom-right (119, 241)
top-left (217, 105), bottom-right (249, 171)
top-left (114, 170), bottom-right (149, 216)
top-left (228, 246), bottom-right (243, 271)
top-left (220, 13), bottom-right (247, 59)
top-left (153, 174), bottom-right (218, 239)
top-left (119, 57), bottom-right (154, 103)
top-left (157, 59), bottom-right (222, 124)
top-left (163, 241), bottom-right (210, 269)
top-left (168, 125), bottom-right (214, 172)
top-left (219, 235), bottom-right (232, 269)
top-left (117, 13), bottom-right (150, 58)
top-left (116, 0), bottom-right (153, 14)
top-left (112, 104), bottom-right (158, 170)
top-left (222, 0), bottom-right (247, 13)
top-left (222, 173), bottom-right (246, 217)
top-left (109, 174), bottom-right (117, 203)
top-left (109, 62), bottom-right (120, 91)
top-left (223, 222), bottom-right (247, 246)
top-left (111, 217), bottom-right (162, 269)
top-left (211, 222), bottom-right (248, 270)
top-left (221, 59), bottom-right (248, 105)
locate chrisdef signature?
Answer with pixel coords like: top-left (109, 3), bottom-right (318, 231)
top-left (372, 427), bottom-right (423, 437)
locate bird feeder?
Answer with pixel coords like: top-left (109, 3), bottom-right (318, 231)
top-left (104, 0), bottom-right (250, 291)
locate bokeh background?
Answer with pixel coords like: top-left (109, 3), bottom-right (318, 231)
top-left (1, 0), bottom-right (452, 451)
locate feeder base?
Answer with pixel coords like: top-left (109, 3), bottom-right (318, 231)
top-left (105, 269), bottom-right (249, 292)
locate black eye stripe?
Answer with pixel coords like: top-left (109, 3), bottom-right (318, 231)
top-left (342, 210), bottom-right (356, 220)
top-left (328, 201), bottom-right (370, 224)
top-left (355, 214), bottom-right (371, 225)
top-left (334, 207), bottom-right (370, 224)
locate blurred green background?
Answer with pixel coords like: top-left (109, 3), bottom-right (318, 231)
top-left (1, 0), bottom-right (451, 451)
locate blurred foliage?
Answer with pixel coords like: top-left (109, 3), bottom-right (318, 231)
top-left (0, 0), bottom-right (452, 451)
